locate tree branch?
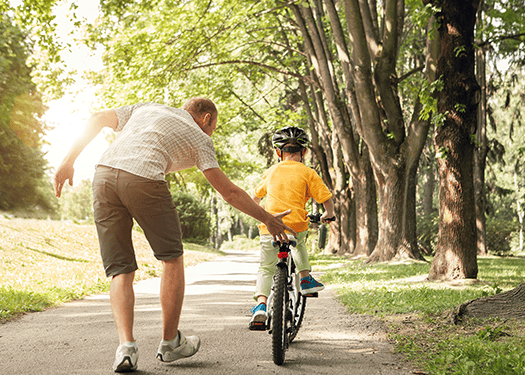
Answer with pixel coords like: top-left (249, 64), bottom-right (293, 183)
top-left (184, 60), bottom-right (315, 84)
top-left (397, 65), bottom-right (425, 83)
top-left (478, 32), bottom-right (525, 48)
top-left (227, 88), bottom-right (266, 122)
top-left (256, 0), bottom-right (301, 16)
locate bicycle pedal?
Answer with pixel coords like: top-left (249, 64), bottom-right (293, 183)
top-left (249, 321), bottom-right (267, 331)
top-left (304, 292), bottom-right (319, 298)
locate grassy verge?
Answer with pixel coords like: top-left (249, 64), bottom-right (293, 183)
top-left (219, 234), bottom-right (260, 251)
top-left (309, 254), bottom-right (525, 375)
top-left (0, 218), bottom-right (221, 323)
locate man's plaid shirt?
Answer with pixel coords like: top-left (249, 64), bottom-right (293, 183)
top-left (97, 102), bottom-right (219, 180)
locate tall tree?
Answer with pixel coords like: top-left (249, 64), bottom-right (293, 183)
top-left (426, 0), bottom-right (481, 280)
top-left (473, 0), bottom-right (525, 256)
top-left (0, 13), bottom-right (53, 212)
top-left (88, 0), bottom-right (464, 263)
top-left (289, 0), bottom-right (377, 257)
top-left (474, 2), bottom-right (489, 256)
top-left (289, 0), bottom-right (438, 262)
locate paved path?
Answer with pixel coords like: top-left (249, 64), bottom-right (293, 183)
top-left (0, 250), bottom-right (413, 374)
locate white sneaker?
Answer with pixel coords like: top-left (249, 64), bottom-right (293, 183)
top-left (113, 342), bottom-right (138, 372)
top-left (156, 331), bottom-right (200, 362)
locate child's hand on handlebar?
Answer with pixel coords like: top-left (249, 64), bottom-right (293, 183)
top-left (320, 212), bottom-right (336, 224)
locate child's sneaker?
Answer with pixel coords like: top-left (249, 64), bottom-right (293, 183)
top-left (249, 303), bottom-right (267, 330)
top-left (300, 275), bottom-right (325, 295)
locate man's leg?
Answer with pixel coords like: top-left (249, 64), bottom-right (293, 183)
top-left (160, 256), bottom-right (185, 341)
top-left (156, 255), bottom-right (201, 362)
top-left (110, 271), bottom-right (136, 344)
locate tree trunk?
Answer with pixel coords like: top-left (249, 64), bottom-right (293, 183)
top-left (352, 146), bottom-right (377, 257)
top-left (428, 0), bottom-right (480, 280)
top-left (420, 154), bottom-right (436, 254)
top-left (474, 2), bottom-right (488, 256)
top-left (422, 155), bottom-right (435, 216)
top-left (516, 173), bottom-right (525, 253)
top-left (454, 283), bottom-right (525, 321)
top-left (324, 138), bottom-right (355, 255)
top-left (367, 164), bottom-right (405, 262)
top-left (340, 0), bottom-right (432, 263)
top-left (403, 151), bottom-right (425, 259)
top-left (325, 186), bottom-right (354, 255)
top-left (367, 160), bottom-right (424, 262)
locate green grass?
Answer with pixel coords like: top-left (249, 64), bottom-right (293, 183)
top-left (219, 234), bottom-right (260, 251)
top-left (0, 218), bottom-right (221, 323)
top-left (4, 224), bottom-right (525, 374)
top-left (309, 254), bottom-right (525, 375)
top-left (393, 320), bottom-right (525, 375)
top-left (0, 282), bottom-right (110, 322)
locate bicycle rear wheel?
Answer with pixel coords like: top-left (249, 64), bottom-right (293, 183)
top-left (271, 265), bottom-right (288, 365)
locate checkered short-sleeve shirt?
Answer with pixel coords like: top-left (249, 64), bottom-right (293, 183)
top-left (97, 102), bottom-right (220, 180)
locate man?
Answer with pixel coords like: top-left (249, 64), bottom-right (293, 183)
top-left (53, 98), bottom-right (294, 372)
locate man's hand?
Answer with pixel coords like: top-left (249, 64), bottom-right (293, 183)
top-left (53, 164), bottom-right (75, 198)
top-left (265, 209), bottom-right (296, 243)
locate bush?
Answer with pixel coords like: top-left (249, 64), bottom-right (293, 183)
top-left (417, 212), bottom-right (439, 255)
top-left (171, 191), bottom-right (210, 242)
top-left (59, 179), bottom-right (94, 223)
top-left (486, 217), bottom-right (519, 255)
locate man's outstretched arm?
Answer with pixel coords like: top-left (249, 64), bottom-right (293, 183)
top-left (53, 109), bottom-right (118, 197)
top-left (203, 167), bottom-right (295, 243)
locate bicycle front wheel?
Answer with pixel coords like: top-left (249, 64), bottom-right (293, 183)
top-left (271, 265), bottom-right (288, 365)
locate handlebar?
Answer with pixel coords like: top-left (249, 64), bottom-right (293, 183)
top-left (307, 213), bottom-right (336, 224)
top-left (272, 240), bottom-right (297, 248)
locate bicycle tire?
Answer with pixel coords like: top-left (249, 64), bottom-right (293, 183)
top-left (271, 264), bottom-right (288, 365)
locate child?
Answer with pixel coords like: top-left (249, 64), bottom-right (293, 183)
top-left (249, 126), bottom-right (335, 330)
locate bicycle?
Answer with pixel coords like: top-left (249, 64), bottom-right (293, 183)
top-left (265, 213), bottom-right (335, 365)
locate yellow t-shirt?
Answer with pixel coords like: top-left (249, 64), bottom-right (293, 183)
top-left (254, 160), bottom-right (332, 235)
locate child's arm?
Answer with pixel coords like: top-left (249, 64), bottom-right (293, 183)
top-left (321, 198), bottom-right (336, 223)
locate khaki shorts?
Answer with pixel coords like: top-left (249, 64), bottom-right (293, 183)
top-left (92, 166), bottom-right (183, 277)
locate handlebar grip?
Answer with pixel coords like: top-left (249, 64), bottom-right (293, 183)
top-left (307, 213), bottom-right (321, 223)
top-left (307, 213), bottom-right (336, 224)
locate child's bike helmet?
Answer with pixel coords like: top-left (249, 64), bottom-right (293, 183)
top-left (272, 126), bottom-right (310, 152)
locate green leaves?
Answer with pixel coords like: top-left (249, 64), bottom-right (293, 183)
top-left (418, 77), bottom-right (443, 121)
top-left (0, 14), bottom-right (55, 212)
